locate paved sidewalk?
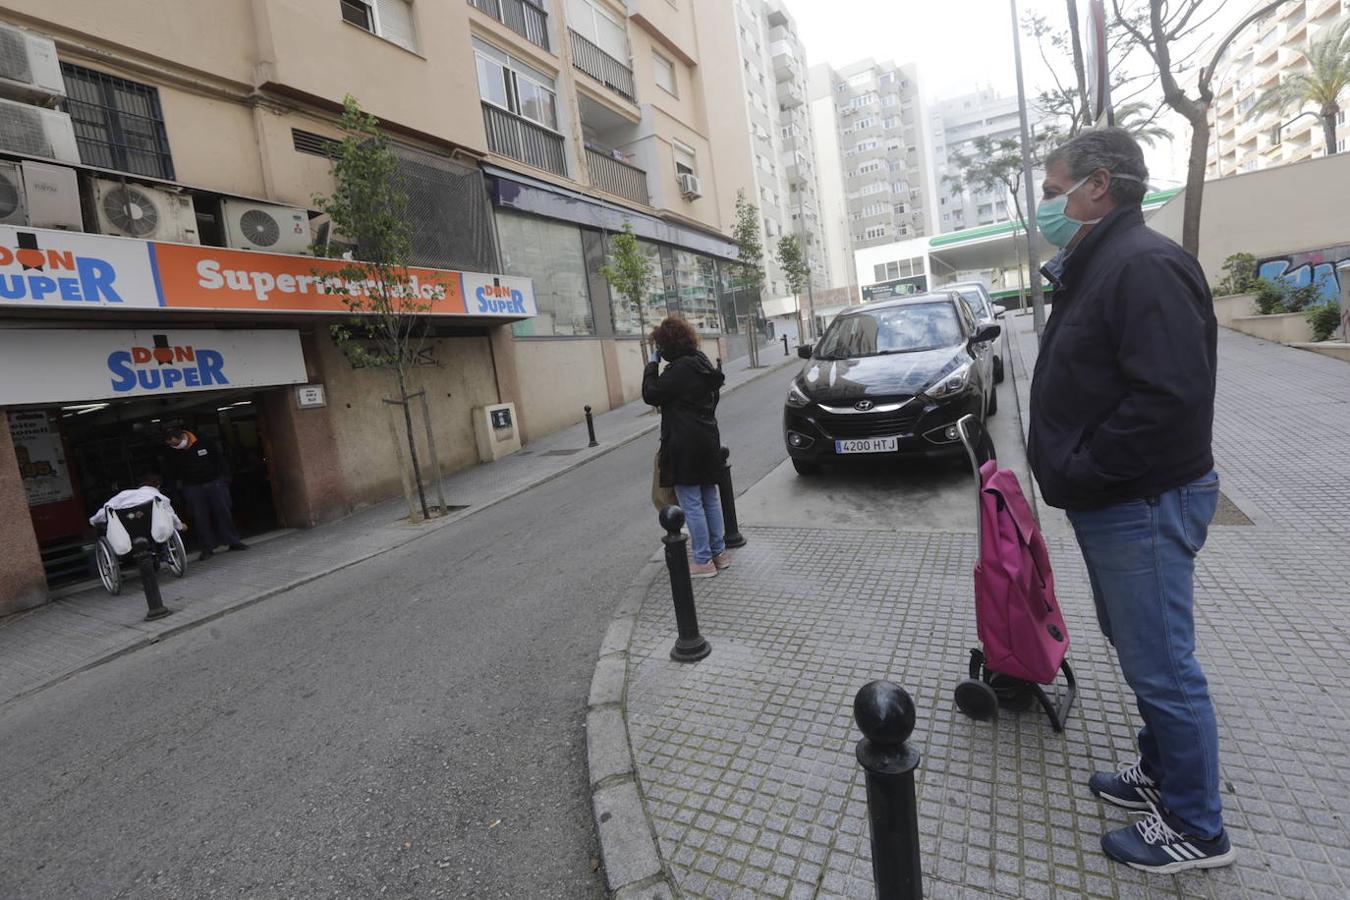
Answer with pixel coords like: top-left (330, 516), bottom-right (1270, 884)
top-left (607, 326), bottom-right (1350, 898)
top-left (0, 347), bottom-right (798, 707)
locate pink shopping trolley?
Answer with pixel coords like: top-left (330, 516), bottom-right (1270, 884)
top-left (953, 414), bottom-right (1076, 731)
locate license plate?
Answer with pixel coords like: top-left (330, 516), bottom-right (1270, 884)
top-left (834, 437), bottom-right (899, 454)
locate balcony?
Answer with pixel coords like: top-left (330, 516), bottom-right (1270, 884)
top-left (569, 30), bottom-right (635, 103)
top-left (469, 0), bottom-right (550, 51)
top-left (482, 102), bottom-right (566, 176)
top-left (586, 147), bottom-right (649, 205)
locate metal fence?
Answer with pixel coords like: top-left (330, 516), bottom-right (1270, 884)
top-left (468, 0), bottom-right (549, 50)
top-left (482, 103), bottom-right (567, 177)
top-left (568, 30), bottom-right (635, 102)
top-left (585, 148), bottom-right (649, 205)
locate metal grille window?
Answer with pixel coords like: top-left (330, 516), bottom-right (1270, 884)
top-left (60, 64), bottom-right (174, 179)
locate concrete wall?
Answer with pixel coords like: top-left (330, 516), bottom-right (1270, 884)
top-left (1228, 312), bottom-right (1315, 345)
top-left (0, 420), bottom-right (48, 616)
top-left (1148, 153), bottom-right (1350, 284)
top-left (511, 340), bottom-right (612, 438)
top-left (314, 333), bottom-right (500, 510)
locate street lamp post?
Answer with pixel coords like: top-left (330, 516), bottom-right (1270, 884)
top-left (1009, 0), bottom-right (1046, 337)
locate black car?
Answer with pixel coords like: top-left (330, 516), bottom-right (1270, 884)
top-left (783, 291), bottom-right (1000, 475)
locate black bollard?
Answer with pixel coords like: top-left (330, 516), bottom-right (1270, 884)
top-left (782, 334), bottom-right (790, 356)
top-left (716, 357), bottom-right (722, 372)
top-left (584, 405), bottom-right (599, 447)
top-left (659, 506), bottom-right (711, 663)
top-left (717, 447), bottom-right (747, 549)
top-left (854, 681), bottom-right (922, 900)
top-left (133, 540), bottom-right (171, 621)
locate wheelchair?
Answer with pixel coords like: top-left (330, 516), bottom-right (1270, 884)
top-left (94, 501), bottom-right (188, 596)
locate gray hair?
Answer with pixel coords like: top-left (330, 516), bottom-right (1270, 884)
top-left (1044, 127), bottom-right (1149, 205)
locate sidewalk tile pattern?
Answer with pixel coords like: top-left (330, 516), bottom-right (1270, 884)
top-left (627, 329), bottom-right (1350, 899)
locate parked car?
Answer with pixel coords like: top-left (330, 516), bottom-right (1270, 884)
top-left (948, 281), bottom-right (1005, 383)
top-left (783, 292), bottom-right (1001, 475)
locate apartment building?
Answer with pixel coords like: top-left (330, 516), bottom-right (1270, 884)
top-left (807, 57), bottom-right (935, 258)
top-left (731, 0), bottom-right (830, 312)
top-left (1207, 0), bottom-right (1349, 176)
top-left (0, 0), bottom-right (760, 613)
top-left (930, 88), bottom-right (1029, 233)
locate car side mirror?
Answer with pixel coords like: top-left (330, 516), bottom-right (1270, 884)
top-left (994, 307), bottom-right (1006, 319)
top-left (796, 344), bottom-right (813, 359)
top-left (972, 323), bottom-right (1001, 344)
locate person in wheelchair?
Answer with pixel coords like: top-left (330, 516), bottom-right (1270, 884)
top-left (90, 474), bottom-right (189, 594)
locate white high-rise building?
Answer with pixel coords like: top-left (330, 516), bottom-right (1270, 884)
top-left (929, 88), bottom-right (1029, 233)
top-left (732, 0), bottom-right (831, 307)
top-left (1206, 0), bottom-right (1349, 176)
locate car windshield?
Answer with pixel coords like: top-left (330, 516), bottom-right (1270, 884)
top-left (956, 290), bottom-right (986, 322)
top-left (814, 302), bottom-right (964, 358)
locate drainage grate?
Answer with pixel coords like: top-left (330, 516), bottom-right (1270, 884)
top-left (1213, 491), bottom-right (1253, 526)
top-left (542, 448), bottom-right (585, 457)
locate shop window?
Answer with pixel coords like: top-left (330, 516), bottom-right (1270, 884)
top-left (497, 211), bottom-right (595, 336)
top-left (609, 238), bottom-right (670, 338)
top-left (673, 250), bottom-right (719, 334)
top-left (60, 64), bottom-right (174, 180)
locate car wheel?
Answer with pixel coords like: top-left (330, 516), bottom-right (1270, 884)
top-left (792, 459), bottom-right (822, 476)
top-left (986, 386), bottom-right (999, 417)
top-left (993, 354), bottom-right (1005, 383)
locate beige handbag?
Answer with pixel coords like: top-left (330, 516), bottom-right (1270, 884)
top-left (651, 449), bottom-right (677, 511)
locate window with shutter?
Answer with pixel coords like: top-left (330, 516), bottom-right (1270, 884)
top-left (375, 0), bottom-right (418, 51)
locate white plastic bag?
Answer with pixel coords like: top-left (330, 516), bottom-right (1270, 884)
top-left (150, 497), bottom-right (175, 543)
top-left (104, 509), bottom-right (132, 556)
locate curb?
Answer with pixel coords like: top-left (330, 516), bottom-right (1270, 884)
top-left (586, 553), bottom-right (679, 899)
top-left (3, 352), bottom-right (796, 709)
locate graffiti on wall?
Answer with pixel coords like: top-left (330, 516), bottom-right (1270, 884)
top-left (1257, 244), bottom-right (1350, 304)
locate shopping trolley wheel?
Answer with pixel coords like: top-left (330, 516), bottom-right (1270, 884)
top-left (955, 678), bottom-right (999, 721)
top-left (989, 673), bottom-right (1037, 712)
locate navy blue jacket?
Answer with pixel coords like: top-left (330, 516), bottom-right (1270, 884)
top-left (1028, 204), bottom-right (1217, 510)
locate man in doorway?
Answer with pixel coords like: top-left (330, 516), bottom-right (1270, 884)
top-left (1027, 128), bottom-right (1230, 873)
top-left (162, 425), bottom-right (248, 561)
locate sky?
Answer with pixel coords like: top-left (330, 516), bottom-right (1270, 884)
top-left (788, 0), bottom-right (1262, 185)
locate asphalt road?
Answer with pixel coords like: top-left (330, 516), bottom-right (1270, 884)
top-left (0, 363), bottom-right (798, 900)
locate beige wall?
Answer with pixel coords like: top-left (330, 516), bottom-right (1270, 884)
top-left (313, 333), bottom-right (500, 509)
top-left (1149, 153), bottom-right (1350, 282)
top-left (0, 420), bottom-right (48, 616)
top-left (689, 0), bottom-right (758, 233)
top-left (511, 339), bottom-right (612, 438)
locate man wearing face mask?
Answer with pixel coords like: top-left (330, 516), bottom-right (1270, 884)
top-left (1027, 128), bottom-right (1228, 874)
top-left (161, 425), bottom-right (248, 561)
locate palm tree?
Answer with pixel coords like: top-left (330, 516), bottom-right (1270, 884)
top-left (1253, 19), bottom-right (1350, 156)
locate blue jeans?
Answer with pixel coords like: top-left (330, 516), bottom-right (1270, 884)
top-left (1066, 470), bottom-right (1223, 839)
top-left (673, 484), bottom-right (725, 565)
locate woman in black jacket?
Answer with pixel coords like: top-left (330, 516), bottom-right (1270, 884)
top-left (642, 317), bottom-right (728, 578)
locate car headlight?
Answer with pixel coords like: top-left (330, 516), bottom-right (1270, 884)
top-left (786, 382), bottom-right (811, 408)
top-left (928, 363), bottom-right (972, 399)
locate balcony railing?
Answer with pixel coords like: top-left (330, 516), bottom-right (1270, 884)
top-left (586, 147), bottom-right (649, 205)
top-left (569, 30), bottom-right (636, 102)
top-left (469, 0), bottom-right (550, 50)
top-left (482, 103), bottom-right (566, 176)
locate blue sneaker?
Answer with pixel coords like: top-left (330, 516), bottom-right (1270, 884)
top-left (1089, 759), bottom-right (1159, 811)
top-left (1101, 805), bottom-right (1237, 874)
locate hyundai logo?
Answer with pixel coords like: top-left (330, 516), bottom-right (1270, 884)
top-left (854, 400), bottom-right (875, 411)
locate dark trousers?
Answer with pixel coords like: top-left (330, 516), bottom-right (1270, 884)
top-left (182, 479), bottom-right (241, 550)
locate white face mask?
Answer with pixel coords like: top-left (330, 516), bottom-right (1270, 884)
top-left (171, 437), bottom-right (189, 450)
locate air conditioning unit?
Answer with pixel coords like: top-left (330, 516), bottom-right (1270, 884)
top-left (0, 98), bottom-right (79, 163)
top-left (221, 198), bottom-right (311, 254)
top-left (678, 172), bottom-right (702, 199)
top-left (92, 178), bottom-right (199, 243)
top-left (0, 159), bottom-right (83, 230)
top-left (0, 23), bottom-right (65, 105)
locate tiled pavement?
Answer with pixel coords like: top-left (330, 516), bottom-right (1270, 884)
top-left (0, 347), bottom-right (798, 707)
top-left (621, 325), bottom-right (1350, 898)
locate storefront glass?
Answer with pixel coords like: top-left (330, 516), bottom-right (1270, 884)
top-left (672, 250), bottom-right (719, 334)
top-left (497, 211), bottom-right (595, 336)
top-left (609, 238), bottom-right (673, 339)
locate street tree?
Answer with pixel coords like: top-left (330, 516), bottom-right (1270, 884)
top-left (599, 223), bottom-right (656, 359)
top-left (1252, 19), bottom-right (1350, 156)
top-left (315, 95), bottom-right (436, 521)
top-left (731, 189), bottom-right (765, 367)
top-left (775, 234), bottom-right (810, 339)
top-left (1112, 0), bottom-right (1293, 255)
